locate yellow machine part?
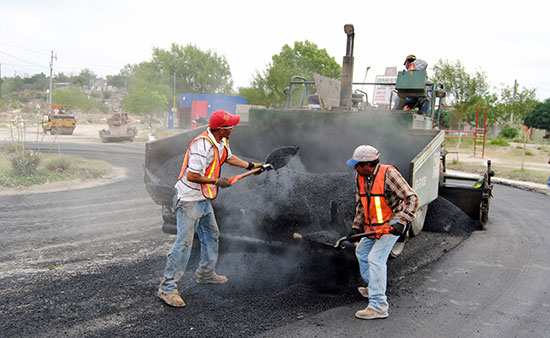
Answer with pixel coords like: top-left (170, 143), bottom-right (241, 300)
top-left (42, 115), bottom-right (76, 135)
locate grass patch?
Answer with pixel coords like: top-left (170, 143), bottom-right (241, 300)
top-left (0, 152), bottom-right (112, 188)
top-left (498, 168), bottom-right (549, 184)
top-left (488, 137), bottom-right (509, 147)
top-left (447, 161), bottom-right (549, 185)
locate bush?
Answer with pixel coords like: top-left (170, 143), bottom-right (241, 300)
top-left (489, 137), bottom-right (509, 146)
top-left (4, 142), bottom-right (24, 155)
top-left (10, 150), bottom-right (41, 177)
top-left (499, 125), bottom-right (519, 139)
top-left (46, 156), bottom-right (72, 172)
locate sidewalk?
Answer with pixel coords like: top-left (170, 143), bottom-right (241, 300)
top-left (447, 170), bottom-right (550, 196)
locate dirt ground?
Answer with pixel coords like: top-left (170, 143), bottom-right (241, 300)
top-left (0, 121), bottom-right (149, 145)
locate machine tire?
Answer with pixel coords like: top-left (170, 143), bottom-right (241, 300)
top-left (409, 205), bottom-right (428, 237)
top-left (99, 130), bottom-right (108, 143)
top-left (479, 199), bottom-right (490, 230)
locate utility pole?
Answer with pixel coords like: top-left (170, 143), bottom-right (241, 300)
top-left (48, 51), bottom-right (57, 112)
top-left (173, 72), bottom-right (177, 110)
top-left (510, 79), bottom-right (517, 124)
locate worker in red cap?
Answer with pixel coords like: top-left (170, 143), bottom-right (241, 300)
top-left (157, 110), bottom-right (263, 307)
top-left (345, 145), bottom-right (418, 320)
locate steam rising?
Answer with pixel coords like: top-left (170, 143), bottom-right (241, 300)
top-left (150, 109), bottom-right (436, 286)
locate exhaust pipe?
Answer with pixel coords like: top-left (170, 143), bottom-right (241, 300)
top-left (339, 24), bottom-right (355, 110)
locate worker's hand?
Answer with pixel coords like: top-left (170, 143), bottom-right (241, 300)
top-left (215, 177), bottom-right (231, 188)
top-left (347, 228), bottom-right (362, 242)
top-left (390, 222), bottom-right (406, 236)
top-left (247, 162), bottom-right (264, 174)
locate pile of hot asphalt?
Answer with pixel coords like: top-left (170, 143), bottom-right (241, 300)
top-left (144, 153), bottom-right (480, 336)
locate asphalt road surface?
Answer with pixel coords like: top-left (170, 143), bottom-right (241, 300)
top-left (0, 142), bottom-right (548, 337)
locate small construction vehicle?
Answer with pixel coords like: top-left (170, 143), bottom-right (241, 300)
top-left (42, 105), bottom-right (76, 135)
top-left (99, 112), bottom-right (137, 143)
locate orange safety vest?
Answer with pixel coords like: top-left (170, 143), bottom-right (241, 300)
top-left (177, 130), bottom-right (228, 199)
top-left (357, 164), bottom-right (394, 239)
top-left (408, 62), bottom-right (415, 71)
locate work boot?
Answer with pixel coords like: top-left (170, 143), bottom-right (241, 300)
top-left (355, 306), bottom-right (388, 320)
top-left (157, 289), bottom-right (185, 307)
top-left (195, 272), bottom-right (228, 284)
top-left (357, 286), bottom-right (369, 298)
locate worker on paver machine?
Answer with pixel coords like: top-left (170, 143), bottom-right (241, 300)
top-left (345, 145), bottom-right (418, 319)
top-left (394, 54), bottom-right (430, 114)
top-left (157, 110), bottom-right (263, 308)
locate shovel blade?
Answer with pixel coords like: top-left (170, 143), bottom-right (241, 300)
top-left (265, 146), bottom-right (299, 170)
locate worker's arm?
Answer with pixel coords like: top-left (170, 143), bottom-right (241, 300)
top-left (226, 155), bottom-right (262, 170)
top-left (186, 171), bottom-right (217, 185)
top-left (351, 174), bottom-right (365, 230)
top-left (386, 167), bottom-right (419, 225)
top-left (225, 155), bottom-right (250, 168)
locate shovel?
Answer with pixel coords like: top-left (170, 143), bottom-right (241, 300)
top-left (333, 226), bottom-right (394, 248)
top-left (227, 146), bottom-right (299, 184)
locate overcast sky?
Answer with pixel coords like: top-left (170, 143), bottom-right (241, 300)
top-left (1, 0), bottom-right (549, 101)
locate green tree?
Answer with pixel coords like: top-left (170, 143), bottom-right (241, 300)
top-left (498, 80), bottom-right (537, 125)
top-left (524, 98), bottom-right (550, 130)
top-left (52, 87), bottom-right (95, 112)
top-left (151, 43), bottom-right (233, 94)
top-left (498, 80), bottom-right (538, 170)
top-left (54, 73), bottom-right (70, 83)
top-left (240, 40), bottom-right (341, 108)
top-left (75, 69), bottom-right (97, 89)
top-left (122, 61), bottom-right (170, 129)
top-left (106, 74), bottom-right (128, 90)
top-left (431, 59), bottom-right (492, 126)
top-left (122, 85), bottom-right (168, 130)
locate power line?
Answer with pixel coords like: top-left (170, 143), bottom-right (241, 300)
top-left (0, 40), bottom-right (50, 56)
top-left (0, 50), bottom-right (47, 69)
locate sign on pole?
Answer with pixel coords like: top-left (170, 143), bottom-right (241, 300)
top-left (372, 75), bottom-right (397, 107)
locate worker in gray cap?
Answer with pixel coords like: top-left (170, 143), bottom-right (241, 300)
top-left (346, 145), bottom-right (418, 320)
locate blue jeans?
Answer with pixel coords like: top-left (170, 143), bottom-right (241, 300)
top-left (159, 199), bottom-right (220, 293)
top-left (355, 218), bottom-right (400, 313)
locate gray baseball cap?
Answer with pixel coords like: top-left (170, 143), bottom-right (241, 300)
top-left (346, 145), bottom-right (380, 167)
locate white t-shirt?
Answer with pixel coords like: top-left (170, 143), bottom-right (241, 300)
top-left (174, 128), bottom-right (233, 202)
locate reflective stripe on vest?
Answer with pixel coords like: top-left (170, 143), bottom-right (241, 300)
top-left (178, 130), bottom-right (228, 199)
top-left (357, 164), bottom-right (394, 238)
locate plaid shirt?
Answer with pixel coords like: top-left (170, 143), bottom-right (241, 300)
top-left (352, 164), bottom-right (419, 229)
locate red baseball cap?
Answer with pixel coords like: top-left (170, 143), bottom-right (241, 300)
top-left (209, 110), bottom-right (240, 129)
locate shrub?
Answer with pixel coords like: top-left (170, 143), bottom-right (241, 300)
top-left (499, 125), bottom-right (519, 139)
top-left (10, 150), bottom-right (41, 177)
top-left (46, 156), bottom-right (72, 172)
top-left (489, 137), bottom-right (509, 146)
top-left (4, 142), bottom-right (24, 154)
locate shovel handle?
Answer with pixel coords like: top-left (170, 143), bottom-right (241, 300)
top-left (227, 167), bottom-right (263, 184)
top-left (349, 226), bottom-right (393, 240)
top-left (335, 226), bottom-right (394, 248)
